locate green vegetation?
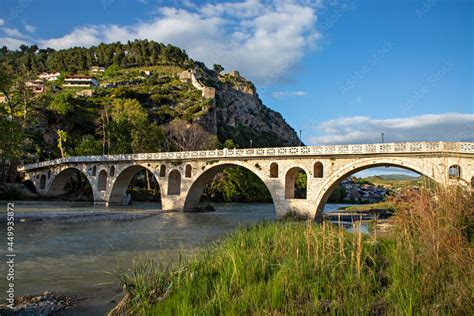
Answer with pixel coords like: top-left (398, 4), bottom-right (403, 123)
top-left (341, 201), bottom-right (397, 212)
top-left (1, 41), bottom-right (301, 205)
top-left (204, 166), bottom-right (272, 203)
top-left (1, 40), bottom-right (191, 73)
top-left (112, 186), bottom-right (473, 315)
top-left (364, 174), bottom-right (424, 189)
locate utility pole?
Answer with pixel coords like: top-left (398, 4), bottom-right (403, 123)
top-left (381, 132), bottom-right (385, 143)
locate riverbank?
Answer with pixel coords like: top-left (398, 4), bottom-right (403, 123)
top-left (0, 202), bottom-right (279, 315)
top-left (112, 187), bottom-right (473, 315)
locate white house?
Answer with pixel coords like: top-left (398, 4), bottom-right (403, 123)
top-left (26, 80), bottom-right (44, 93)
top-left (38, 72), bottom-right (61, 81)
top-left (90, 66), bottom-right (106, 73)
top-left (63, 76), bottom-right (99, 88)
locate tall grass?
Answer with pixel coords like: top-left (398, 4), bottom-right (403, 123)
top-left (385, 186), bottom-right (473, 314)
top-left (110, 186), bottom-right (473, 315)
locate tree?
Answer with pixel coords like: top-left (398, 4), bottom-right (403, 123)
top-left (213, 64), bottom-right (224, 74)
top-left (223, 139), bottom-right (238, 149)
top-left (11, 74), bottom-right (35, 125)
top-left (0, 63), bottom-right (18, 119)
top-left (131, 122), bottom-right (165, 153)
top-left (104, 64), bottom-right (120, 77)
top-left (0, 116), bottom-right (23, 182)
top-left (164, 119), bottom-right (218, 151)
top-left (56, 129), bottom-right (69, 158)
top-left (75, 135), bottom-right (102, 156)
top-left (49, 91), bottom-right (74, 116)
top-left (205, 167), bottom-right (272, 203)
top-left (108, 98), bottom-right (150, 154)
top-left (110, 98), bottom-right (147, 126)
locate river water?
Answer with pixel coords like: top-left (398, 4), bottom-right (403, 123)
top-left (0, 201), bottom-right (354, 315)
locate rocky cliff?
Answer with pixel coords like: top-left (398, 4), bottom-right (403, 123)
top-left (194, 70), bottom-right (300, 147)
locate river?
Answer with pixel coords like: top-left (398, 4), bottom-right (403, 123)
top-left (0, 201), bottom-right (356, 315)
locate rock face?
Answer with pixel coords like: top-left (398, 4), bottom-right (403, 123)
top-left (178, 69), bottom-right (298, 147)
top-left (199, 72), bottom-right (300, 147)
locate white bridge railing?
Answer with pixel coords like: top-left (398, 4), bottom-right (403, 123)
top-left (19, 142), bottom-right (474, 171)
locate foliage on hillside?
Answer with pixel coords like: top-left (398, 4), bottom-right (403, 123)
top-left (0, 40), bottom-right (191, 73)
top-left (0, 40), bottom-right (299, 203)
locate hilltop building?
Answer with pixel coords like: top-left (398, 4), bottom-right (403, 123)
top-left (178, 69), bottom-right (216, 99)
top-left (229, 70), bottom-right (240, 77)
top-left (90, 66), bottom-right (105, 73)
top-left (63, 76), bottom-right (99, 88)
top-left (38, 72), bottom-right (61, 81)
top-left (26, 80), bottom-right (44, 94)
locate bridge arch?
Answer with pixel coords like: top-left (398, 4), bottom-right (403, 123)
top-left (285, 167), bottom-right (307, 199)
top-left (22, 179), bottom-right (37, 193)
top-left (108, 164), bottom-right (162, 205)
top-left (183, 162), bottom-right (276, 212)
top-left (47, 167), bottom-right (94, 200)
top-left (312, 158), bottom-right (432, 220)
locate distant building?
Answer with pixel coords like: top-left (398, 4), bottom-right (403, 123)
top-left (26, 80), bottom-right (44, 93)
top-left (90, 66), bottom-right (105, 73)
top-left (178, 69), bottom-right (198, 82)
top-left (229, 70), bottom-right (240, 78)
top-left (38, 72), bottom-right (61, 81)
top-left (100, 83), bottom-right (116, 89)
top-left (76, 89), bottom-right (94, 97)
top-left (202, 86), bottom-right (216, 99)
top-left (63, 76), bottom-right (99, 88)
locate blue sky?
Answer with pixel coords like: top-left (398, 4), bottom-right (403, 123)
top-left (0, 0), bottom-right (472, 175)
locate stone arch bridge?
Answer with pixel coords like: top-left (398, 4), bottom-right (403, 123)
top-left (19, 142), bottom-right (474, 220)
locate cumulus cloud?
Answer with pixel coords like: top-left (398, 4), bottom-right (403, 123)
top-left (272, 90), bottom-right (307, 98)
top-left (0, 26), bottom-right (32, 47)
top-left (24, 23), bottom-right (36, 33)
top-left (309, 113), bottom-right (474, 145)
top-left (2, 27), bottom-right (28, 38)
top-left (0, 36), bottom-right (30, 48)
top-left (1, 0), bottom-right (320, 84)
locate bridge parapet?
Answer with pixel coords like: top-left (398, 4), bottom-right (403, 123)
top-left (18, 141), bottom-right (474, 171)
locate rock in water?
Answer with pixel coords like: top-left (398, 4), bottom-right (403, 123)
top-left (0, 292), bottom-right (72, 315)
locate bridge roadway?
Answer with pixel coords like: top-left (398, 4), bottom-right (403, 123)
top-left (18, 141), bottom-right (474, 220)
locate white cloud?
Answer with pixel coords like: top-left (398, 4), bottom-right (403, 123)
top-left (2, 27), bottom-right (28, 38)
top-left (25, 24), bottom-right (36, 33)
top-left (272, 90), bottom-right (307, 98)
top-left (40, 26), bottom-right (102, 49)
top-left (0, 36), bottom-right (30, 48)
top-left (200, 0), bottom-right (266, 18)
top-left (0, 19), bottom-right (5, 26)
top-left (309, 113), bottom-right (474, 145)
top-left (0, 26), bottom-right (32, 47)
top-left (1, 0), bottom-right (320, 84)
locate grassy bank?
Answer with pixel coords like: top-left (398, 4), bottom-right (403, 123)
top-left (111, 186), bottom-right (473, 315)
top-left (339, 201), bottom-right (396, 212)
